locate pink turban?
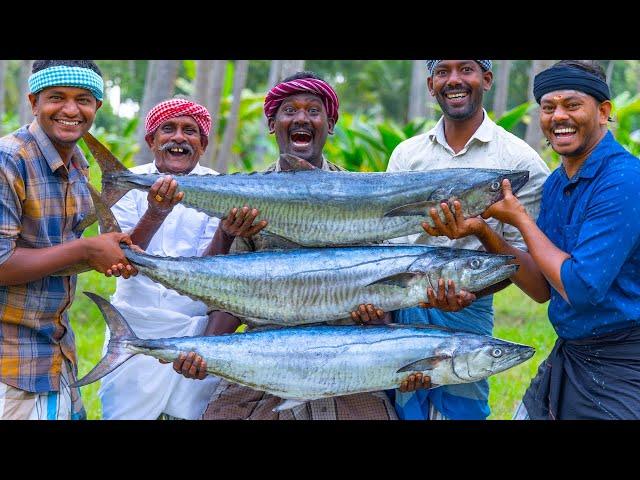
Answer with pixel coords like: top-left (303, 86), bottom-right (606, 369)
top-left (264, 78), bottom-right (339, 122)
top-left (145, 99), bottom-right (212, 137)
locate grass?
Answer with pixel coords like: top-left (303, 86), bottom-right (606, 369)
top-left (69, 275), bottom-right (557, 420)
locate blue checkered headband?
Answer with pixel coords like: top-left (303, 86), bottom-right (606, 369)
top-left (425, 60), bottom-right (492, 76)
top-left (28, 66), bottom-right (104, 101)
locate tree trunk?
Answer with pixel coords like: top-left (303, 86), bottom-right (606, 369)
top-left (492, 60), bottom-right (512, 118)
top-left (0, 60), bottom-right (7, 133)
top-left (206, 60), bottom-right (227, 168)
top-left (606, 60), bottom-right (615, 89)
top-left (408, 60), bottom-right (428, 121)
top-left (525, 60), bottom-right (555, 153)
top-left (216, 60), bottom-right (248, 173)
top-left (134, 60), bottom-right (179, 165)
top-left (253, 60), bottom-right (283, 167)
top-left (19, 60), bottom-right (34, 126)
top-left (193, 60), bottom-right (214, 167)
top-left (279, 60), bottom-right (305, 80)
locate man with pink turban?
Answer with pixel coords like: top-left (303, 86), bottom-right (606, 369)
top-left (98, 97), bottom-right (266, 420)
top-left (188, 71), bottom-right (399, 420)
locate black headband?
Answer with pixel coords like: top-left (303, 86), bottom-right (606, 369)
top-left (533, 65), bottom-right (610, 104)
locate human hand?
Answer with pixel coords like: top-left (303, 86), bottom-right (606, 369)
top-left (85, 232), bottom-right (138, 278)
top-left (147, 175), bottom-right (184, 215)
top-left (159, 351), bottom-right (207, 380)
top-left (419, 279), bottom-right (476, 312)
top-left (350, 304), bottom-right (391, 325)
top-left (399, 372), bottom-right (432, 392)
top-left (422, 201), bottom-right (486, 239)
top-left (481, 179), bottom-right (529, 227)
top-left (220, 206), bottom-right (268, 238)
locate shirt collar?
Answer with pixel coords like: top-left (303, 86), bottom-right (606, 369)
top-left (565, 130), bottom-right (614, 181)
top-left (150, 161), bottom-right (207, 175)
top-left (274, 155), bottom-right (331, 172)
top-left (427, 109), bottom-right (495, 150)
top-left (28, 120), bottom-right (89, 173)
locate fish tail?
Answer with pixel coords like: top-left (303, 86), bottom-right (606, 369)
top-left (70, 292), bottom-right (138, 388)
top-left (88, 183), bottom-right (122, 234)
top-left (81, 131), bottom-right (131, 207)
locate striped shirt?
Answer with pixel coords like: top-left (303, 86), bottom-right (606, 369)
top-left (0, 121), bottom-right (92, 393)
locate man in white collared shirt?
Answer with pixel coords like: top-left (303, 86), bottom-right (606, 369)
top-left (386, 60), bottom-right (550, 420)
top-left (98, 98), bottom-right (266, 420)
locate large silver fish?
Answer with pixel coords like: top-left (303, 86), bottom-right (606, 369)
top-left (82, 132), bottom-right (529, 246)
top-left (120, 243), bottom-right (518, 326)
top-left (73, 293), bottom-right (535, 410)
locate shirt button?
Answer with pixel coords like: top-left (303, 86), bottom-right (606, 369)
top-left (565, 190), bottom-right (571, 196)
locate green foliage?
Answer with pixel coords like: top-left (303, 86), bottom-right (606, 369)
top-left (611, 91), bottom-right (640, 156)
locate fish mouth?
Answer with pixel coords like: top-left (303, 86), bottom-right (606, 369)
top-left (469, 260), bottom-right (518, 293)
top-left (503, 171), bottom-right (529, 196)
top-left (497, 344), bottom-right (536, 371)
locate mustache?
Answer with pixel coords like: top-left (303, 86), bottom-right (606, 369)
top-left (159, 141), bottom-right (194, 155)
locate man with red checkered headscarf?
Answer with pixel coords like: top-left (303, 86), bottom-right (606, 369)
top-left (98, 98), bottom-right (266, 420)
top-left (188, 71), bottom-right (398, 421)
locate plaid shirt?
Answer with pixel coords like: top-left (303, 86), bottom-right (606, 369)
top-left (0, 121), bottom-right (92, 393)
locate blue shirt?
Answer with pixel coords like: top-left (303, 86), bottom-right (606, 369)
top-left (537, 131), bottom-right (640, 340)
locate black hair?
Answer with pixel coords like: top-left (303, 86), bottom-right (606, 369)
top-left (280, 70), bottom-right (325, 85)
top-left (553, 60), bottom-right (607, 82)
top-left (32, 60), bottom-right (102, 77)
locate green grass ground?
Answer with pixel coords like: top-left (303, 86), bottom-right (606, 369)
top-left (69, 274), bottom-right (557, 420)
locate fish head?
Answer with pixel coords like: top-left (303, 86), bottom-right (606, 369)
top-left (455, 169), bottom-right (530, 217)
top-left (451, 336), bottom-right (535, 382)
top-left (415, 249), bottom-right (518, 294)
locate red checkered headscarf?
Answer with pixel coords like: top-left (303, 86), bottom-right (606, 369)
top-left (264, 78), bottom-right (339, 123)
top-left (145, 99), bottom-right (212, 137)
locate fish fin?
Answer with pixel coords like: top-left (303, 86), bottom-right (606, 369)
top-left (273, 398), bottom-right (309, 412)
top-left (366, 272), bottom-right (419, 288)
top-left (88, 182), bottom-right (122, 234)
top-left (383, 201), bottom-right (439, 218)
top-left (397, 355), bottom-right (451, 373)
top-left (279, 153), bottom-right (317, 171)
top-left (82, 131), bottom-right (131, 207)
top-left (71, 292), bottom-right (138, 387)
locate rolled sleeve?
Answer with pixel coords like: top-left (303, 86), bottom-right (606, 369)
top-left (560, 168), bottom-right (640, 311)
top-left (0, 158), bottom-right (23, 265)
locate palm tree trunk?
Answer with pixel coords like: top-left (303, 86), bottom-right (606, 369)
top-left (492, 60), bottom-right (512, 118)
top-left (19, 60), bottom-right (34, 125)
top-left (134, 60), bottom-right (179, 165)
top-left (216, 60), bottom-right (249, 173)
top-left (525, 60), bottom-right (555, 153)
top-left (408, 60), bottom-right (428, 121)
top-left (280, 60), bottom-right (305, 80)
top-left (206, 60), bottom-right (227, 168)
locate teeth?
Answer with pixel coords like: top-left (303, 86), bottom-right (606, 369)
top-left (170, 148), bottom-right (185, 153)
top-left (446, 93), bottom-right (467, 99)
top-left (554, 128), bottom-right (576, 134)
top-left (58, 120), bottom-right (80, 126)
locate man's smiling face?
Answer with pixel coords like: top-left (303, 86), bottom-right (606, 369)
top-left (268, 93), bottom-right (335, 165)
top-left (29, 86), bottom-right (101, 146)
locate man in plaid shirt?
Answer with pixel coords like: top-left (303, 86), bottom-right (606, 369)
top-left (0, 60), bottom-right (137, 420)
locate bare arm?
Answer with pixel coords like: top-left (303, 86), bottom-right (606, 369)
top-left (0, 232), bottom-right (136, 286)
top-left (482, 180), bottom-right (567, 301)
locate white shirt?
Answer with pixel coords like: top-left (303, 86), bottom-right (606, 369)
top-left (386, 110), bottom-right (551, 251)
top-left (98, 161), bottom-right (221, 420)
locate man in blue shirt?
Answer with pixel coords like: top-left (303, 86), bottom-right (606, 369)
top-left (480, 60), bottom-right (640, 419)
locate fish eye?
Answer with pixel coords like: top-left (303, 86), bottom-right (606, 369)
top-left (470, 259), bottom-right (481, 269)
top-left (491, 348), bottom-right (503, 358)
top-left (490, 181), bottom-right (501, 191)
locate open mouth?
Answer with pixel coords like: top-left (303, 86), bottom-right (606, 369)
top-left (290, 130), bottom-right (313, 147)
top-left (553, 126), bottom-right (577, 139)
top-left (444, 91), bottom-right (469, 102)
top-left (167, 147), bottom-right (190, 156)
top-left (55, 119), bottom-right (81, 127)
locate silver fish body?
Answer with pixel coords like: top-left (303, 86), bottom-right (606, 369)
top-left (123, 244), bottom-right (518, 326)
top-left (104, 167), bottom-right (529, 246)
top-left (74, 293), bottom-right (535, 402)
